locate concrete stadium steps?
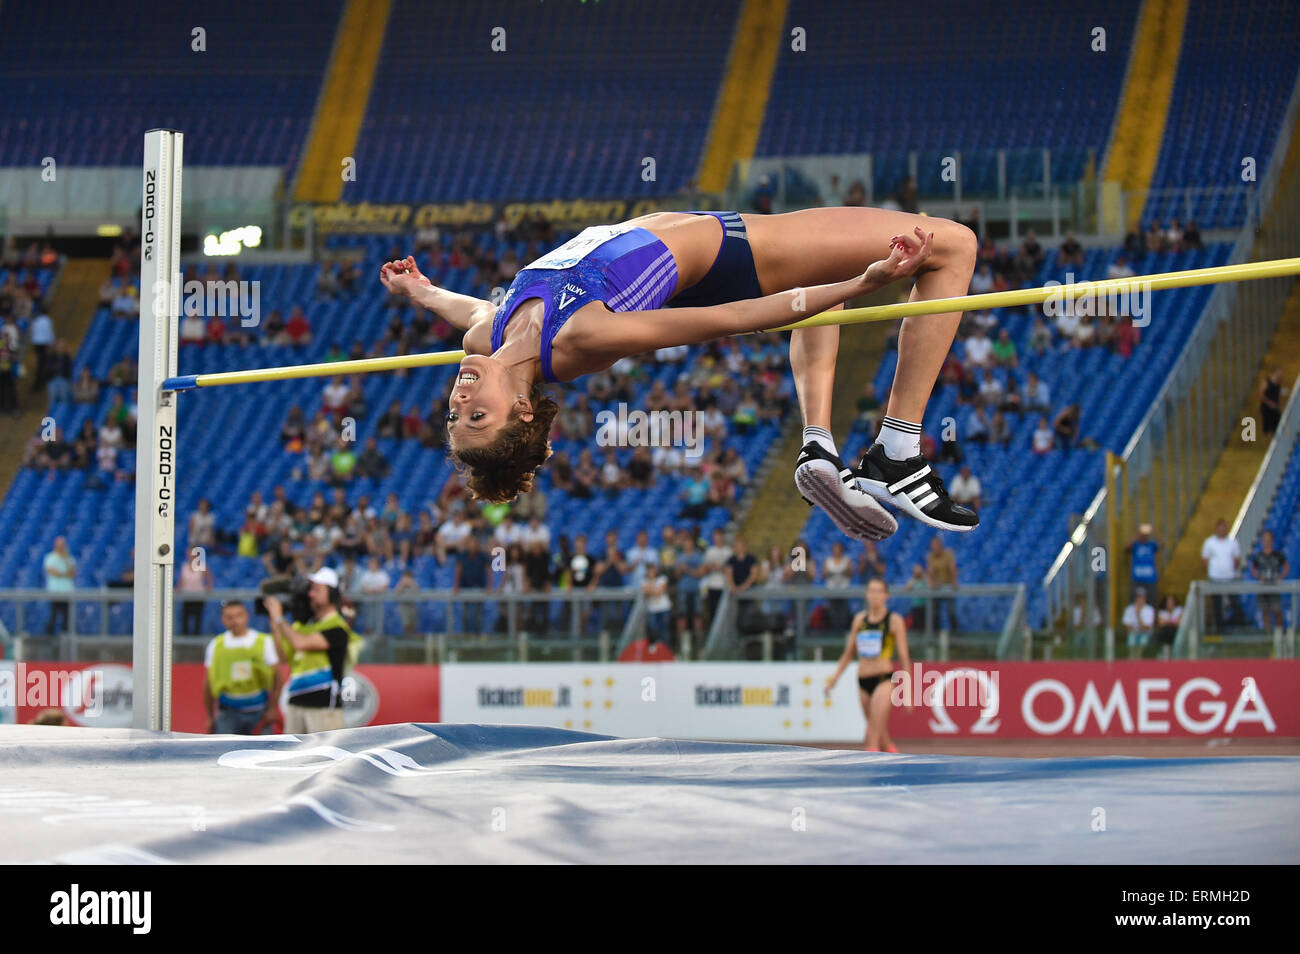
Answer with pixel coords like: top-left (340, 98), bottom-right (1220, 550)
top-left (1102, 0), bottom-right (1189, 230)
top-left (1163, 282), bottom-right (1300, 598)
top-left (0, 258), bottom-right (103, 497)
top-left (697, 0), bottom-right (789, 193)
top-left (293, 0), bottom-right (392, 203)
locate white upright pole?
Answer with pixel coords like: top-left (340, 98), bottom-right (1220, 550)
top-left (133, 129), bottom-right (183, 731)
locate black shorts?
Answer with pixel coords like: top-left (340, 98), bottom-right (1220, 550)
top-left (668, 212), bottom-right (763, 307)
top-left (858, 674), bottom-right (889, 694)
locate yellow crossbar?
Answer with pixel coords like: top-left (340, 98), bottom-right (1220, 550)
top-left (164, 257), bottom-right (1300, 391)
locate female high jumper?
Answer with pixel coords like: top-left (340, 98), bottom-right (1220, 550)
top-left (379, 208), bottom-right (980, 541)
top-left (824, 577), bottom-right (913, 752)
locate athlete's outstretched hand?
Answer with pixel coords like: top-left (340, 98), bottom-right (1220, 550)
top-left (379, 255), bottom-right (432, 298)
top-left (863, 226), bottom-right (934, 286)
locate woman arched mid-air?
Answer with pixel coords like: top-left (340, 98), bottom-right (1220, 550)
top-left (825, 577), bottom-right (912, 752)
top-left (379, 208), bottom-right (980, 541)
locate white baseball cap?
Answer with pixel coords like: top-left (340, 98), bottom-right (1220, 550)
top-left (308, 567), bottom-right (340, 588)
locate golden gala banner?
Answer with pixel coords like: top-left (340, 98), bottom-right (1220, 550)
top-left (288, 197), bottom-right (685, 234)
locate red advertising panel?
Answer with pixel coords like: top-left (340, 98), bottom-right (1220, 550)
top-left (11, 663), bottom-right (441, 732)
top-left (882, 660), bottom-right (1299, 738)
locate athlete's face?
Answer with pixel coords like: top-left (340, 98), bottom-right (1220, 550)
top-left (447, 354), bottom-right (533, 451)
top-left (865, 579), bottom-right (888, 611)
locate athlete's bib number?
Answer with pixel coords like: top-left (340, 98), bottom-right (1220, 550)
top-left (527, 224), bottom-right (634, 270)
top-left (857, 628), bottom-right (883, 658)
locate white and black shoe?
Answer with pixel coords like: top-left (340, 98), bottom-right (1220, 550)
top-left (794, 442), bottom-right (898, 541)
top-left (853, 443), bottom-right (979, 532)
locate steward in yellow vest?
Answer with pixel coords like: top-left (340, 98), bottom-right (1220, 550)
top-left (204, 601), bottom-right (283, 735)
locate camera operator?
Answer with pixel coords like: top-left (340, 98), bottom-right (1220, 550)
top-left (264, 567), bottom-right (360, 734)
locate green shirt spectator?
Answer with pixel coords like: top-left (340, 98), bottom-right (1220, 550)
top-left (992, 330), bottom-right (1018, 367)
top-left (330, 443), bottom-right (357, 481)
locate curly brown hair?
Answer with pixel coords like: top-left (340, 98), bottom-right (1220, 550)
top-left (451, 391), bottom-right (560, 503)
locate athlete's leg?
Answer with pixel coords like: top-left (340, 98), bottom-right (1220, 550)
top-left (867, 680), bottom-right (893, 751)
top-left (790, 320), bottom-right (838, 432)
top-left (750, 208), bottom-right (980, 532)
top-left (791, 307), bottom-right (898, 541)
top-left (859, 686), bottom-right (876, 750)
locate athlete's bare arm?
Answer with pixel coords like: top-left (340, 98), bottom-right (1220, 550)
top-left (571, 227), bottom-right (933, 369)
top-left (825, 611), bottom-right (867, 694)
top-left (380, 255), bottom-right (494, 331)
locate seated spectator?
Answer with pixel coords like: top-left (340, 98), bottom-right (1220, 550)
top-left (437, 506), bottom-right (474, 559)
top-left (376, 400), bottom-right (404, 439)
top-left (937, 428), bottom-right (962, 464)
top-left (562, 450), bottom-right (592, 499)
top-left (1019, 229), bottom-right (1044, 273)
top-left (1123, 229), bottom-right (1146, 260)
top-left (420, 399), bottom-right (449, 449)
top-left (1113, 316), bottom-right (1141, 358)
top-left (1032, 416), bottom-right (1054, 453)
top-left (180, 312), bottom-right (205, 346)
top-left (956, 368), bottom-right (979, 404)
top-left (322, 375), bottom-right (349, 419)
top-left (993, 410), bottom-right (1013, 447)
top-left (964, 328), bottom-right (993, 369)
top-left (1024, 372), bottom-right (1051, 413)
top-left (1057, 233), bottom-right (1085, 268)
top-left (627, 445), bottom-right (655, 490)
top-left (857, 540), bottom-right (887, 582)
top-left (402, 404), bottom-right (424, 439)
top-left (950, 466), bottom-right (982, 509)
top-left (346, 438), bottom-right (384, 482)
top-left (330, 439), bottom-right (357, 485)
top-left (992, 329), bottom-right (1018, 368)
top-left (680, 464), bottom-right (711, 519)
top-left (1000, 374), bottom-right (1023, 415)
top-left (1155, 594), bottom-right (1182, 658)
top-left (1029, 317), bottom-right (1052, 354)
top-left (317, 261), bottom-right (341, 300)
top-left (1145, 220), bottom-right (1167, 254)
top-left (43, 341), bottom-right (74, 404)
top-left (205, 315), bottom-right (227, 346)
top-left (1054, 303), bottom-right (1080, 344)
top-left (262, 538), bottom-right (299, 578)
top-left (599, 449), bottom-right (624, 497)
top-left (969, 263), bottom-right (996, 295)
top-left (280, 405), bottom-right (307, 449)
top-left (285, 306), bottom-right (312, 346)
top-left (652, 443), bottom-right (685, 474)
top-left (112, 285), bottom-right (139, 319)
top-left (1183, 221), bottom-right (1203, 251)
top-left (1106, 255), bottom-right (1135, 280)
top-left (856, 382), bottom-right (882, 432)
top-left (261, 309), bottom-right (286, 343)
top-left (978, 368), bottom-right (1004, 405)
top-left (1073, 315), bottom-right (1097, 349)
top-left (341, 377), bottom-right (366, 420)
top-left (1166, 219), bottom-right (1184, 251)
top-left (966, 405), bottom-right (990, 443)
top-left (1053, 404), bottom-right (1081, 450)
top-left (1122, 588), bottom-right (1156, 658)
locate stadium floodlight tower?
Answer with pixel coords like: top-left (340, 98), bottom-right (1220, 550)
top-left (132, 129), bottom-right (184, 731)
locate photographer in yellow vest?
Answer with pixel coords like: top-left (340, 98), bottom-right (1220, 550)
top-left (264, 566), bottom-right (360, 734)
top-left (203, 601), bottom-right (282, 735)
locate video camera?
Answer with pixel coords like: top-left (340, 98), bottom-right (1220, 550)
top-left (256, 575), bottom-right (313, 623)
